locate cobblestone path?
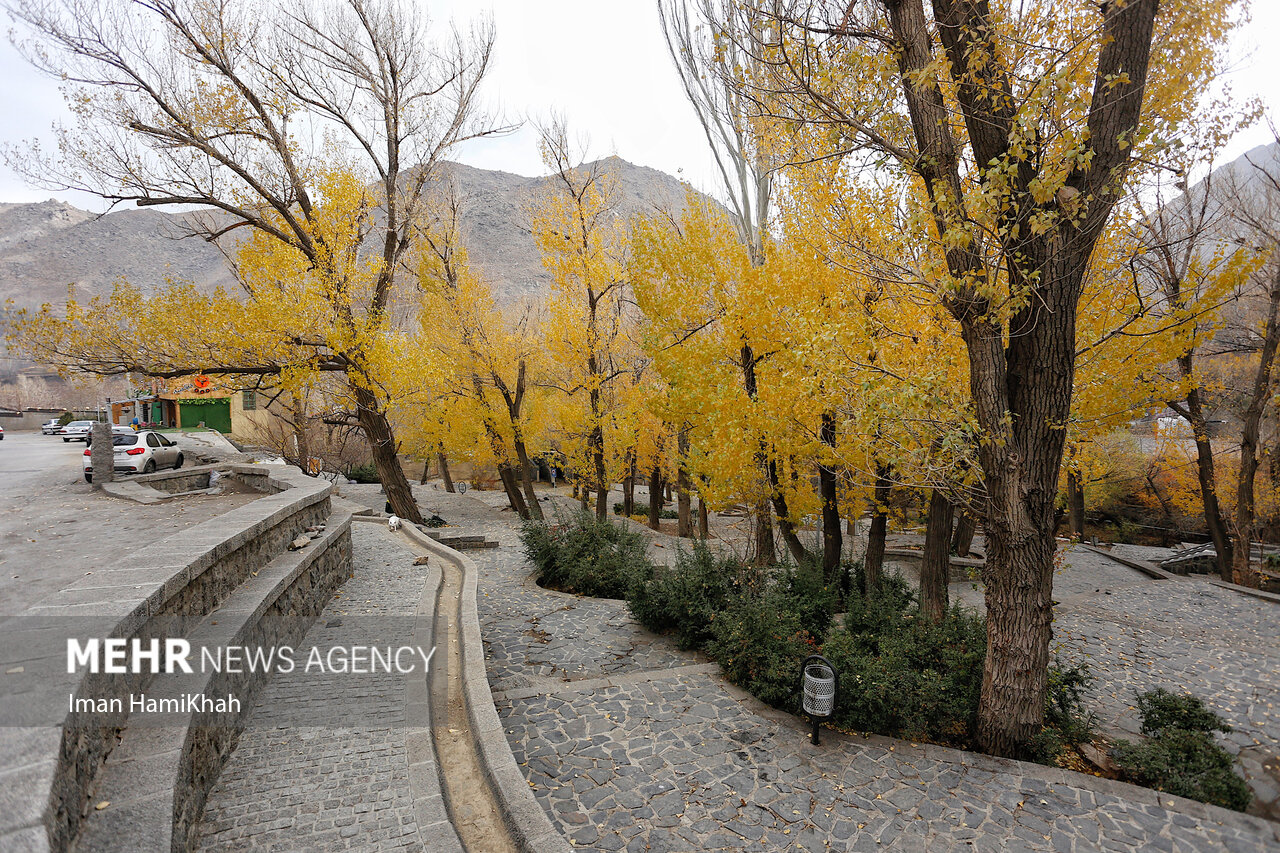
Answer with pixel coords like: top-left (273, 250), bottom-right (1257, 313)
top-left (197, 524), bottom-right (446, 852)
top-left (387, 484), bottom-right (1274, 851)
top-left (1054, 550), bottom-right (1280, 820)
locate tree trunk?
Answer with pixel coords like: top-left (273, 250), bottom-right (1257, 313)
top-left (291, 392), bottom-right (311, 475)
top-left (353, 384), bottom-right (422, 524)
top-left (921, 490), bottom-right (954, 622)
top-left (579, 478), bottom-right (589, 511)
top-left (1176, 379), bottom-right (1235, 580)
top-left (698, 494), bottom-right (709, 539)
top-left (438, 452), bottom-right (455, 492)
top-left (623, 451), bottom-right (636, 517)
top-left (420, 459), bottom-right (431, 485)
top-left (1067, 468), bottom-right (1085, 539)
top-left (89, 421), bottom-right (115, 487)
top-left (864, 466), bottom-right (891, 595)
top-left (648, 464), bottom-right (663, 531)
top-left (769, 458), bottom-right (813, 564)
top-left (677, 426), bottom-right (693, 537)
top-left (498, 462), bottom-right (529, 518)
top-left (513, 438), bottom-right (544, 521)
top-left (878, 0), bottom-right (1159, 759)
top-left (1232, 267), bottom-right (1280, 586)
top-left (819, 411), bottom-right (842, 580)
top-left (741, 342), bottom-right (775, 564)
top-left (951, 512), bottom-right (977, 557)
top-left (593, 430), bottom-right (609, 520)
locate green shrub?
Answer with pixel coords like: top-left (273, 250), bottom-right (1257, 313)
top-left (628, 541), bottom-right (743, 649)
top-left (57, 412), bottom-right (75, 426)
top-left (519, 511), bottom-right (650, 599)
top-left (822, 585), bottom-right (985, 743)
top-left (770, 562), bottom-right (840, 642)
top-left (1110, 688), bottom-right (1251, 812)
top-left (706, 594), bottom-right (817, 713)
top-left (347, 462), bottom-right (380, 484)
top-left (1113, 729), bottom-right (1252, 812)
top-left (1136, 689), bottom-right (1231, 737)
top-left (612, 502), bottom-right (678, 520)
top-left (1029, 661), bottom-right (1099, 763)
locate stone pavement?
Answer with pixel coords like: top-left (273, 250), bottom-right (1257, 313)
top-left (196, 524), bottom-right (448, 851)
top-left (1053, 550), bottom-right (1280, 820)
top-left (406, 484), bottom-right (1279, 851)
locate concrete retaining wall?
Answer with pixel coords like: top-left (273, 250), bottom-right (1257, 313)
top-left (173, 520), bottom-right (352, 851)
top-left (34, 467), bottom-right (341, 851)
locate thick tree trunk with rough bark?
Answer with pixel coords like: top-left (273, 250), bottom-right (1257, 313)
top-left (1173, 378), bottom-right (1235, 580)
top-left (677, 427), bottom-right (693, 537)
top-left (698, 494), bottom-right (709, 539)
top-left (921, 490), bottom-right (954, 622)
top-left (354, 384), bottom-right (422, 524)
top-left (1067, 469), bottom-right (1085, 539)
top-left (864, 466), bottom-right (892, 594)
top-left (878, 0), bottom-right (1160, 758)
top-left (498, 463), bottom-right (529, 518)
top-left (513, 439), bottom-right (543, 521)
top-left (819, 411), bottom-right (842, 580)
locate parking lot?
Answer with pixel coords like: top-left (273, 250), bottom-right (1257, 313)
top-left (0, 430), bottom-right (250, 625)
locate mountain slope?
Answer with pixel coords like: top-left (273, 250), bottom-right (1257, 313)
top-left (0, 157), bottom-right (696, 313)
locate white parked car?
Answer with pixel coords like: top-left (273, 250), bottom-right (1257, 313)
top-left (83, 430), bottom-right (184, 481)
top-left (41, 419), bottom-right (63, 435)
top-left (63, 422), bottom-right (133, 442)
top-left (59, 421), bottom-right (98, 442)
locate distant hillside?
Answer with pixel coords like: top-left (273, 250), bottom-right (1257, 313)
top-left (0, 156), bottom-right (696, 315)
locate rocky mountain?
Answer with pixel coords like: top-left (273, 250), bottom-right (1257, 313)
top-left (0, 156), bottom-right (696, 314)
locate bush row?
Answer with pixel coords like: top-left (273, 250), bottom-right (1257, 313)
top-left (518, 512), bottom-right (1252, 812)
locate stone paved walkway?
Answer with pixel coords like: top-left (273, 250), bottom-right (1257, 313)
top-left (398, 484), bottom-right (1280, 851)
top-left (197, 524), bottom-right (441, 852)
top-left (1053, 553), bottom-right (1280, 819)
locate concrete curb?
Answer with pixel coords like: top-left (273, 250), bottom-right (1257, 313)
top-left (1085, 545), bottom-right (1179, 580)
top-left (1206, 578), bottom-right (1280, 605)
top-left (399, 524), bottom-right (572, 853)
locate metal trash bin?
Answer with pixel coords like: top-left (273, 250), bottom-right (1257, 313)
top-left (801, 654), bottom-right (837, 745)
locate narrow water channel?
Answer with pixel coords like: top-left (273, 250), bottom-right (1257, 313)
top-left (407, 532), bottom-right (518, 853)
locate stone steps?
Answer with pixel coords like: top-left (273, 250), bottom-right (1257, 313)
top-left (70, 507), bottom-right (353, 853)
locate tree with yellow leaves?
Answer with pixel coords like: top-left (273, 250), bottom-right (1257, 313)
top-left (727, 0), bottom-right (1242, 756)
top-left (5, 0), bottom-right (503, 523)
top-left (529, 126), bottom-right (640, 520)
top-left (405, 181), bottom-right (547, 520)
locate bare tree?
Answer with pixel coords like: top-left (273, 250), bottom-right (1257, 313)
top-left (5, 0), bottom-right (507, 523)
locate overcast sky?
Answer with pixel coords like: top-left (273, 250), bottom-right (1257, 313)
top-left (1, 1), bottom-right (1277, 210)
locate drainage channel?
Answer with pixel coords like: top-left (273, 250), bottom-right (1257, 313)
top-left (400, 530), bottom-right (519, 853)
